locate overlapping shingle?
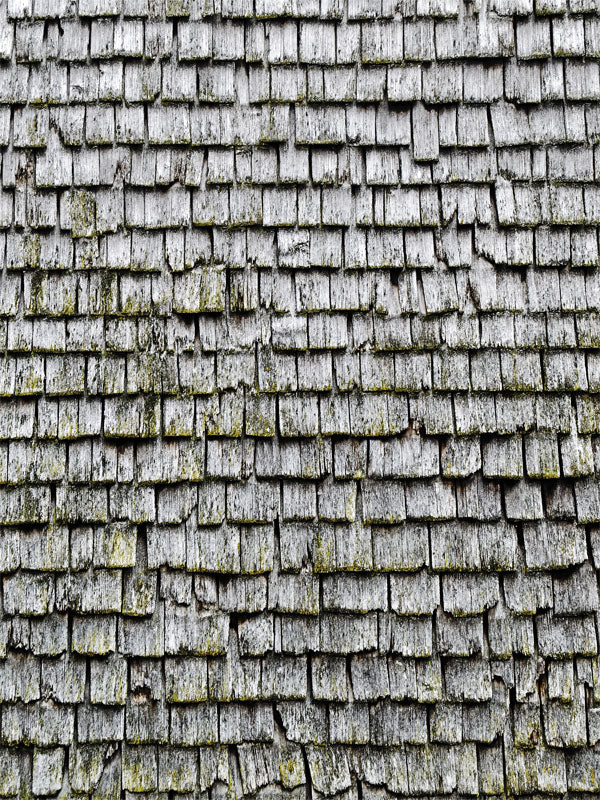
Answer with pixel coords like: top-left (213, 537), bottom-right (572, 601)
top-left (0, 0), bottom-right (599, 795)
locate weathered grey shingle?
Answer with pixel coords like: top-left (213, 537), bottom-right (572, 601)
top-left (0, 0), bottom-right (597, 793)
